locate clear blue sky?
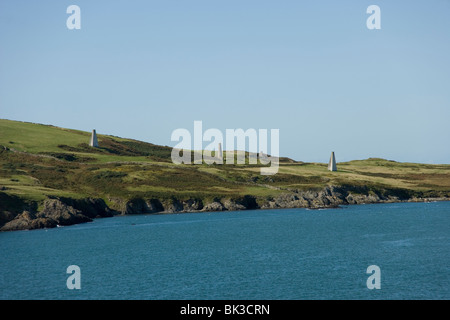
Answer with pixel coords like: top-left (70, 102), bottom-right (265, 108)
top-left (1, 0), bottom-right (449, 163)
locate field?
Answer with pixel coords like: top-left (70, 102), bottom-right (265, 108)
top-left (1, 119), bottom-right (450, 215)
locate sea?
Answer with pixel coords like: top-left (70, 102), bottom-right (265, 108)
top-left (0, 201), bottom-right (449, 300)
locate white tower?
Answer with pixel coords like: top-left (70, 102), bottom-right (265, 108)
top-left (89, 129), bottom-right (99, 148)
top-left (328, 151), bottom-right (337, 171)
top-left (217, 142), bottom-right (223, 160)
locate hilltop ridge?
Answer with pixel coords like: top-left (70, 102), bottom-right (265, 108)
top-left (1, 119), bottom-right (449, 231)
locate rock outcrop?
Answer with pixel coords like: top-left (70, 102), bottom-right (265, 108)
top-left (121, 195), bottom-right (258, 214)
top-left (1, 185), bottom-right (448, 232)
top-left (122, 198), bottom-right (205, 214)
top-left (37, 199), bottom-right (92, 226)
top-left (0, 197), bottom-right (112, 231)
top-left (0, 211), bottom-right (57, 231)
top-left (202, 201), bottom-right (225, 212)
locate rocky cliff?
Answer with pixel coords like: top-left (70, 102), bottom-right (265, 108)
top-left (119, 185), bottom-right (429, 215)
top-left (0, 197), bottom-right (112, 231)
top-left (0, 186), bottom-right (448, 231)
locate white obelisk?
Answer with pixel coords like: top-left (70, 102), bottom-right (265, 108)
top-left (328, 151), bottom-right (337, 171)
top-left (217, 142), bottom-right (223, 161)
top-left (90, 129), bottom-right (99, 148)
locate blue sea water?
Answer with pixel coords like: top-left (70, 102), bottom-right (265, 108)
top-left (0, 202), bottom-right (449, 300)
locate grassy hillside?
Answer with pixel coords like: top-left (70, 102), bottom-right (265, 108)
top-left (1, 119), bottom-right (450, 215)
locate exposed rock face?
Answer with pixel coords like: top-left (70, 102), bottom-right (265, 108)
top-left (258, 185), bottom-right (412, 209)
top-left (163, 199), bottom-right (185, 213)
top-left (147, 199), bottom-right (165, 212)
top-left (259, 187), bottom-right (346, 209)
top-left (0, 211), bottom-right (57, 231)
top-left (1, 185), bottom-right (448, 232)
top-left (346, 193), bottom-right (380, 204)
top-left (0, 192), bottom-right (37, 227)
top-left (121, 195), bottom-right (259, 214)
top-left (222, 200), bottom-right (247, 211)
top-left (118, 185), bottom-right (420, 216)
top-left (0, 198), bottom-right (112, 231)
top-left (67, 198), bottom-right (113, 218)
top-left (182, 199), bottom-right (204, 212)
top-left (123, 198), bottom-right (166, 214)
top-left (123, 198), bottom-right (204, 214)
top-left (202, 201), bottom-right (225, 212)
top-left (123, 198), bottom-right (151, 215)
top-left (37, 199), bottom-right (92, 226)
top-left (223, 195), bottom-right (258, 211)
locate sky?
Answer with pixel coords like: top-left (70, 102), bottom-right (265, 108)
top-left (0, 0), bottom-right (449, 164)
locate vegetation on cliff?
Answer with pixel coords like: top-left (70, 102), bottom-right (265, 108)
top-left (1, 119), bottom-right (449, 231)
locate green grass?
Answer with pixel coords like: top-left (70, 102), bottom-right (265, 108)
top-left (0, 119), bottom-right (172, 164)
top-left (0, 120), bottom-right (90, 154)
top-left (1, 119), bottom-right (450, 213)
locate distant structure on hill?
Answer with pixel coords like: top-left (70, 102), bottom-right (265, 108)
top-left (217, 142), bottom-right (223, 160)
top-left (328, 151), bottom-right (337, 171)
top-left (89, 129), bottom-right (99, 148)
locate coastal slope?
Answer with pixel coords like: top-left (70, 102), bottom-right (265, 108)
top-left (1, 119), bottom-right (449, 231)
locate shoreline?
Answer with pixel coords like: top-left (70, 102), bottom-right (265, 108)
top-left (1, 186), bottom-right (449, 232)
